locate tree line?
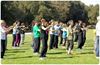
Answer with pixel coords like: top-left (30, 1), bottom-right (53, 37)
top-left (1, 1), bottom-right (99, 26)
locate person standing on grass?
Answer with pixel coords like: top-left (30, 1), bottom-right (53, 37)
top-left (12, 22), bottom-right (17, 47)
top-left (0, 20), bottom-right (13, 59)
top-left (31, 20), bottom-right (35, 48)
top-left (73, 22), bottom-right (79, 42)
top-left (95, 16), bottom-right (100, 59)
top-left (62, 24), bottom-right (68, 47)
top-left (77, 20), bottom-right (83, 50)
top-left (20, 23), bottom-right (26, 45)
top-left (33, 20), bottom-right (41, 55)
top-left (53, 21), bottom-right (61, 48)
top-left (40, 19), bottom-right (51, 60)
top-left (59, 22), bottom-right (63, 45)
top-left (66, 20), bottom-right (74, 54)
top-left (81, 23), bottom-right (87, 48)
top-left (15, 21), bottom-right (21, 47)
top-left (49, 20), bottom-right (55, 50)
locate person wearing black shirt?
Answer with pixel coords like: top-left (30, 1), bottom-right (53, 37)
top-left (40, 19), bottom-right (51, 60)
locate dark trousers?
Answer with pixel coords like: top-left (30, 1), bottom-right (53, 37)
top-left (34, 37), bottom-right (40, 53)
top-left (67, 40), bottom-right (74, 50)
top-left (1, 40), bottom-right (6, 58)
top-left (77, 32), bottom-right (83, 49)
top-left (15, 34), bottom-right (21, 47)
top-left (12, 34), bottom-right (16, 46)
top-left (60, 36), bottom-right (63, 45)
top-left (49, 34), bottom-right (54, 49)
top-left (81, 31), bottom-right (86, 47)
top-left (53, 35), bottom-right (58, 48)
top-left (74, 32), bottom-right (78, 42)
top-left (5, 37), bottom-right (7, 49)
top-left (60, 31), bottom-right (63, 44)
top-left (40, 37), bottom-right (48, 57)
top-left (95, 36), bottom-right (100, 57)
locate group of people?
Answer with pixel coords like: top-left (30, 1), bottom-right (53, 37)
top-left (0, 16), bottom-right (100, 60)
top-left (12, 20), bottom-right (27, 48)
top-left (32, 18), bottom-right (87, 60)
top-left (0, 20), bottom-right (27, 59)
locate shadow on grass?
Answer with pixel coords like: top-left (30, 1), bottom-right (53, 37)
top-left (47, 55), bottom-right (80, 59)
top-left (84, 48), bottom-right (93, 50)
top-left (6, 50), bottom-right (25, 53)
top-left (5, 55), bottom-right (33, 59)
top-left (5, 53), bottom-right (16, 56)
top-left (47, 51), bottom-right (66, 54)
top-left (80, 51), bottom-right (94, 54)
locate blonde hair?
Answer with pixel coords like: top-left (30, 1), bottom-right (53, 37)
top-left (0, 20), bottom-right (5, 26)
top-left (13, 22), bottom-right (17, 27)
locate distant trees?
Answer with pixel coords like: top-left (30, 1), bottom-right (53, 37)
top-left (1, 1), bottom-right (99, 25)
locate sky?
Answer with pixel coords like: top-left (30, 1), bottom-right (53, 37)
top-left (80, 0), bottom-right (100, 6)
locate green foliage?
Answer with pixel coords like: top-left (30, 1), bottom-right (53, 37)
top-left (1, 1), bottom-right (99, 25)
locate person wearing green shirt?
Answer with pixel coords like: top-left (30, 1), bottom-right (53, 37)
top-left (33, 21), bottom-right (41, 55)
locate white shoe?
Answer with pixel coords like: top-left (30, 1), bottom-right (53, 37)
top-left (96, 57), bottom-right (100, 59)
top-left (12, 47), bottom-right (17, 49)
top-left (39, 57), bottom-right (45, 60)
top-left (34, 53), bottom-right (39, 55)
top-left (0, 58), bottom-right (3, 61)
top-left (68, 48), bottom-right (71, 54)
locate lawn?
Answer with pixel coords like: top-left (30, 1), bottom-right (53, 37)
top-left (1, 29), bottom-right (99, 64)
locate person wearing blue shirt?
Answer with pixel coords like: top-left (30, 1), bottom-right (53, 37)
top-left (53, 21), bottom-right (61, 48)
top-left (62, 24), bottom-right (68, 47)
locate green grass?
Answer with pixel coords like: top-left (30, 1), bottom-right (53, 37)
top-left (1, 29), bottom-right (99, 64)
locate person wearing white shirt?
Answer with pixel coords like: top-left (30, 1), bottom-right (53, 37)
top-left (12, 22), bottom-right (17, 46)
top-left (53, 21), bottom-right (61, 48)
top-left (49, 21), bottom-right (55, 49)
top-left (95, 16), bottom-right (100, 59)
top-left (0, 20), bottom-right (13, 59)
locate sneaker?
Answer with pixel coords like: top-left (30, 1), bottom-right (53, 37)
top-left (0, 58), bottom-right (3, 61)
top-left (34, 53), bottom-right (39, 55)
top-left (39, 57), bottom-right (45, 60)
top-left (96, 57), bottom-right (100, 59)
top-left (12, 47), bottom-right (17, 49)
top-left (68, 48), bottom-right (71, 54)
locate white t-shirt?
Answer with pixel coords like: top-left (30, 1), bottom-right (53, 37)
top-left (0, 26), bottom-right (6, 40)
top-left (54, 25), bottom-right (61, 36)
top-left (96, 21), bottom-right (100, 36)
top-left (13, 25), bottom-right (18, 34)
top-left (49, 26), bottom-right (54, 34)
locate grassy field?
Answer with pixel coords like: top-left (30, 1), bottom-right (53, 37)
top-left (1, 29), bottom-right (99, 64)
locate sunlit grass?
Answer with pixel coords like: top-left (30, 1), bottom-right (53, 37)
top-left (1, 29), bottom-right (99, 64)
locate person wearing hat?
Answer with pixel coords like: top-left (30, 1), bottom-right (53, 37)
top-left (0, 20), bottom-right (13, 59)
top-left (95, 16), bottom-right (100, 59)
top-left (32, 17), bottom-right (41, 55)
